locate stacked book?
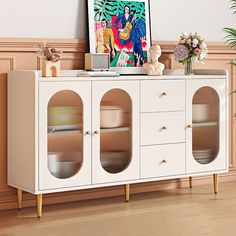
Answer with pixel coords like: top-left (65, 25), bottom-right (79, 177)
top-left (77, 70), bottom-right (119, 77)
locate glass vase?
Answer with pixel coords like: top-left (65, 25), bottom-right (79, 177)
top-left (185, 59), bottom-right (194, 75)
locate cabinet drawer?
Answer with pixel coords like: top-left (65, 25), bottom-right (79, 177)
top-left (141, 112), bottom-right (185, 145)
top-left (141, 80), bottom-right (185, 112)
top-left (141, 143), bottom-right (185, 179)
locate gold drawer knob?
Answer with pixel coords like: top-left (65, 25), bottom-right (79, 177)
top-left (162, 159), bottom-right (168, 164)
top-left (161, 126), bottom-right (167, 130)
top-left (162, 92), bottom-right (168, 96)
top-left (187, 124), bottom-right (192, 129)
top-left (85, 131), bottom-right (91, 136)
top-left (94, 130), bottom-right (100, 135)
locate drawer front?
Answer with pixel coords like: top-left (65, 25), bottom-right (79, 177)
top-left (141, 80), bottom-right (185, 112)
top-left (141, 143), bottom-right (185, 179)
top-left (141, 112), bottom-right (185, 145)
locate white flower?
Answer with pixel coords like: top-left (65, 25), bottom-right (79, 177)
top-left (187, 39), bottom-right (192, 45)
top-left (192, 39), bottom-right (199, 46)
top-left (200, 42), bottom-right (207, 49)
top-left (192, 56), bottom-right (198, 63)
top-left (199, 51), bottom-right (207, 60)
top-left (181, 32), bottom-right (187, 38)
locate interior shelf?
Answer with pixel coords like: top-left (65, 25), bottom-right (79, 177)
top-left (192, 121), bottom-right (218, 127)
top-left (100, 127), bottom-right (130, 133)
top-left (48, 127), bottom-right (130, 136)
top-left (48, 129), bottom-right (82, 136)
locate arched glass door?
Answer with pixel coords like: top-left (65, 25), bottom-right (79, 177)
top-left (186, 79), bottom-right (226, 174)
top-left (99, 89), bottom-right (132, 174)
top-left (47, 90), bottom-right (83, 179)
top-left (192, 86), bottom-right (219, 165)
top-left (92, 81), bottom-right (139, 184)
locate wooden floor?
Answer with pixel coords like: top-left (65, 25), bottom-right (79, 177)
top-left (1, 182), bottom-right (236, 236)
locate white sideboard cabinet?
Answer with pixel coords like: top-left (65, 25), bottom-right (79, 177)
top-left (7, 69), bottom-right (228, 217)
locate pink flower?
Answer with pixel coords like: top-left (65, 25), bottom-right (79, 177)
top-left (193, 48), bottom-right (202, 55)
top-left (174, 44), bottom-right (190, 61)
top-left (189, 32), bottom-right (194, 37)
top-left (200, 42), bottom-right (207, 49)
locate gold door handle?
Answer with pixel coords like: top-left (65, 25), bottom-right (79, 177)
top-left (161, 126), bottom-right (167, 130)
top-left (187, 124), bottom-right (192, 129)
top-left (94, 130), bottom-right (100, 135)
top-left (162, 159), bottom-right (168, 164)
top-left (162, 92), bottom-right (168, 96)
top-left (85, 131), bottom-right (91, 136)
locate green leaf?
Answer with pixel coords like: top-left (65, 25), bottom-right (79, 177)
top-left (223, 27), bottom-right (236, 48)
top-left (93, 0), bottom-right (146, 22)
top-left (231, 61), bottom-right (236, 67)
top-left (230, 0), bottom-right (236, 14)
top-left (229, 90), bottom-right (236, 96)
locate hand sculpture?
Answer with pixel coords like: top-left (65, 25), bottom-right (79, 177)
top-left (143, 45), bottom-right (165, 76)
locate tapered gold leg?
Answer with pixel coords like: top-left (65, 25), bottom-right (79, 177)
top-left (125, 184), bottom-right (130, 202)
top-left (189, 177), bottom-right (193, 189)
top-left (213, 174), bottom-right (218, 194)
top-left (17, 189), bottom-right (22, 210)
top-left (36, 194), bottom-right (43, 218)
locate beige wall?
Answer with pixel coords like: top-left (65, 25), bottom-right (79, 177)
top-left (0, 38), bottom-right (236, 210)
top-left (0, 0), bottom-right (235, 41)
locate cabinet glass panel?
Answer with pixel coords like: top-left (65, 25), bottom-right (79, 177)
top-left (47, 90), bottom-right (83, 179)
top-left (100, 89), bottom-right (132, 174)
top-left (192, 87), bottom-right (219, 165)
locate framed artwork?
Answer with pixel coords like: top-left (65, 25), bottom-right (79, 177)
top-left (87, 0), bottom-right (152, 74)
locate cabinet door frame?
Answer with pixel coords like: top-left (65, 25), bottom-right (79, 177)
top-left (92, 80), bottom-right (140, 184)
top-left (186, 79), bottom-right (228, 174)
top-left (38, 81), bottom-right (92, 191)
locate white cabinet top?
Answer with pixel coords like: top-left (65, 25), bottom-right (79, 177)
top-left (8, 69), bottom-right (228, 82)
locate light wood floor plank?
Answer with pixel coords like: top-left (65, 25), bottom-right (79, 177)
top-left (0, 182), bottom-right (236, 236)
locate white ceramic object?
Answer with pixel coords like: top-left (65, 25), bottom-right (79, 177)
top-left (48, 152), bottom-right (82, 178)
top-left (192, 104), bottom-right (210, 122)
top-left (55, 160), bottom-right (80, 178)
top-left (100, 106), bottom-right (123, 128)
top-left (193, 148), bottom-right (213, 153)
top-left (48, 152), bottom-right (61, 173)
top-left (100, 151), bottom-right (129, 167)
top-left (48, 106), bottom-right (82, 127)
top-left (193, 148), bottom-right (214, 154)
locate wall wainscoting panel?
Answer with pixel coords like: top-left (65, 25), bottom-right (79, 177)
top-left (0, 38), bottom-right (235, 211)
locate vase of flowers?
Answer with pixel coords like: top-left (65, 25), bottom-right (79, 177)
top-left (185, 58), bottom-right (194, 75)
top-left (35, 41), bottom-right (63, 77)
top-left (174, 32), bottom-right (208, 75)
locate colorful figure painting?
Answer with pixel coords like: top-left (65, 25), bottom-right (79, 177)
top-left (88, 0), bottom-right (151, 74)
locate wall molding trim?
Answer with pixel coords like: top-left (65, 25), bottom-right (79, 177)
top-left (0, 38), bottom-right (235, 53)
top-left (0, 38), bottom-right (87, 52)
top-left (0, 37), bottom-right (235, 211)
